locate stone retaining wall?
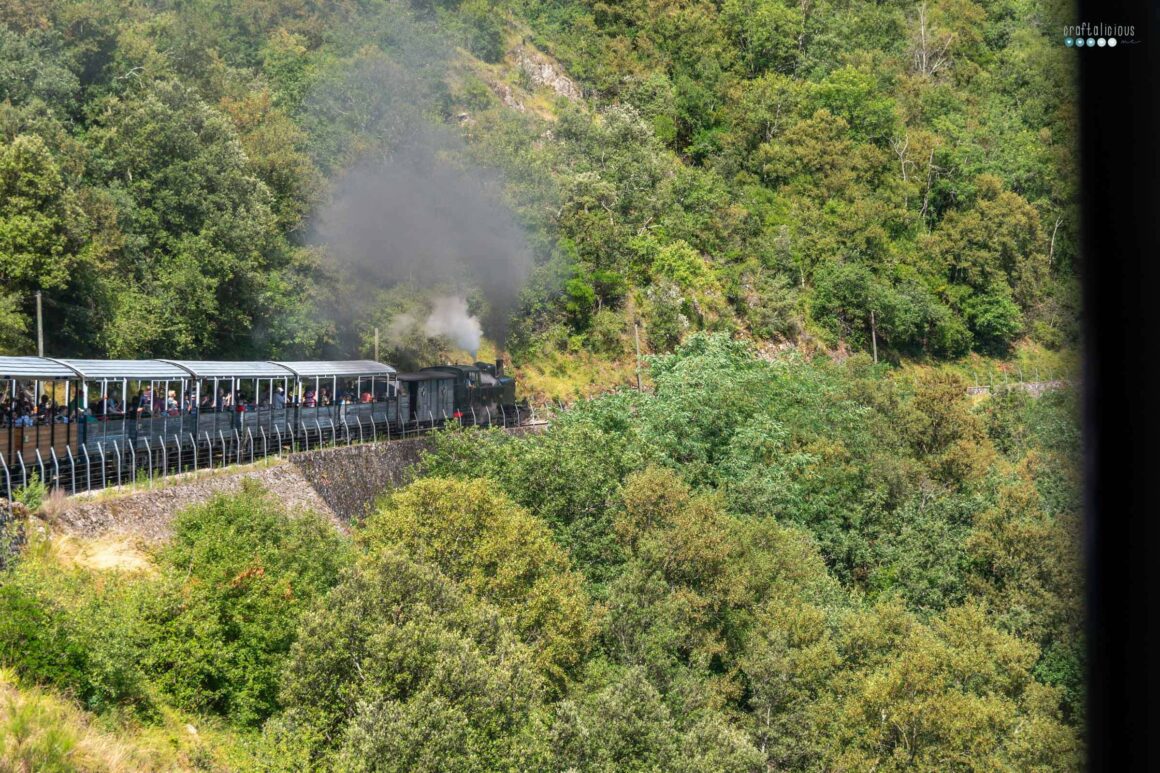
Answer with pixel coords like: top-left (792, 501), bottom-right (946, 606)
top-left (51, 424), bottom-right (546, 540)
top-left (290, 438), bottom-right (434, 523)
top-left (292, 424), bottom-right (546, 522)
top-left (965, 380), bottom-right (1070, 397)
top-left (56, 462), bottom-right (340, 541)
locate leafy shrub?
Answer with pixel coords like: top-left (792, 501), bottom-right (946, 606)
top-left (146, 482), bottom-right (352, 727)
top-left (359, 477), bottom-right (595, 689)
top-left (0, 559), bottom-right (152, 715)
top-left (0, 584), bottom-right (89, 700)
top-left (14, 474), bottom-right (46, 513)
top-left (587, 307), bottom-right (627, 355)
top-left (281, 550), bottom-right (550, 771)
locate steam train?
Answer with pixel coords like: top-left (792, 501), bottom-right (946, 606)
top-left (0, 356), bottom-right (520, 499)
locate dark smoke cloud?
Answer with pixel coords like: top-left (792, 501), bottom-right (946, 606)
top-left (299, 3), bottom-right (535, 358)
top-left (311, 131), bottom-right (534, 353)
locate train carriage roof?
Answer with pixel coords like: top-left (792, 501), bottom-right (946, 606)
top-left (56, 359), bottom-right (191, 380)
top-left (2, 357), bottom-right (400, 381)
top-left (0, 356), bottom-right (79, 380)
top-left (272, 360), bottom-right (396, 378)
top-left (160, 360), bottom-right (295, 379)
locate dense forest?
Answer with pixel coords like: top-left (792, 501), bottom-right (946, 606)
top-left (0, 0), bottom-right (1078, 372)
top-left (1, 0), bottom-right (1085, 769)
top-left (1, 337), bottom-right (1083, 770)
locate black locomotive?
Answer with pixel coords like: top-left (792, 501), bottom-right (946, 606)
top-left (401, 361), bottom-right (516, 425)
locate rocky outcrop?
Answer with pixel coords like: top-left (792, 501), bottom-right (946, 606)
top-left (490, 81), bottom-right (526, 112)
top-left (516, 46), bottom-right (582, 101)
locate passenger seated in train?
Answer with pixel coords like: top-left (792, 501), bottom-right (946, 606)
top-left (13, 405), bottom-right (33, 427)
top-left (273, 386), bottom-right (286, 409)
top-left (94, 394), bottom-right (122, 417)
top-left (138, 386), bottom-right (153, 415)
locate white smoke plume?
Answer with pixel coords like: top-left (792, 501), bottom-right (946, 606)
top-left (423, 296), bottom-right (482, 357)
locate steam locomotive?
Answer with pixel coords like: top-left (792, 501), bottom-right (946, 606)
top-left (0, 356), bottom-right (519, 499)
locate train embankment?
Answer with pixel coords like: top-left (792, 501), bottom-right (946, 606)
top-left (292, 424), bottom-right (546, 521)
top-left (33, 424), bottom-right (545, 542)
top-left (52, 460), bottom-right (340, 541)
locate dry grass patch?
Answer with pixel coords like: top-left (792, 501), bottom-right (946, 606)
top-left (51, 535), bottom-right (156, 575)
top-left (0, 670), bottom-right (174, 772)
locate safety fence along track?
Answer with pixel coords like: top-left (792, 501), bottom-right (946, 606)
top-left (1, 403), bottom-right (537, 503)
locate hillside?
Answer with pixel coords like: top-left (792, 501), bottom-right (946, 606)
top-left (0, 0), bottom-right (1078, 388)
top-left (1, 338), bottom-right (1084, 771)
top-left (0, 1), bottom-right (1086, 770)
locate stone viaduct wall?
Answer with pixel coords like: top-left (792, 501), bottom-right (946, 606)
top-left (49, 425), bottom-right (544, 541)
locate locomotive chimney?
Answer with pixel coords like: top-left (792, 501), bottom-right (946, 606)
top-left (495, 357), bottom-right (504, 377)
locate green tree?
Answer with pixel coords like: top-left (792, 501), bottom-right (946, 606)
top-left (811, 66), bottom-right (898, 143)
top-left (818, 601), bottom-right (1080, 771)
top-left (359, 478), bottom-right (595, 688)
top-left (88, 80), bottom-right (305, 357)
top-left (0, 135), bottom-right (75, 293)
top-left (0, 290), bottom-right (29, 354)
top-left (549, 666), bottom-right (680, 772)
top-left (965, 456), bottom-right (1082, 650)
top-left (281, 550), bottom-right (550, 770)
top-left (146, 483), bottom-right (351, 727)
top-left (719, 0), bottom-right (802, 76)
top-left (897, 368), bottom-right (994, 485)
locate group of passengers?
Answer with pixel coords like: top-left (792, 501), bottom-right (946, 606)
top-left (3, 381), bottom-right (389, 428)
top-left (1, 393), bottom-right (37, 427)
top-left (1, 391), bottom-right (72, 427)
top-left (297, 386), bottom-right (379, 407)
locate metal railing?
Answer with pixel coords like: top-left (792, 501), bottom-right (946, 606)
top-left (1, 402), bottom-right (538, 503)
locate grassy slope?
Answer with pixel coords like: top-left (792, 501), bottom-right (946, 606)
top-left (0, 668), bottom-right (264, 772)
top-left (0, 534), bottom-right (260, 772)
